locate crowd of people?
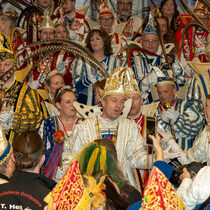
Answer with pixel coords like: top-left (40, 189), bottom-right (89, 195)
top-left (0, 0), bottom-right (209, 209)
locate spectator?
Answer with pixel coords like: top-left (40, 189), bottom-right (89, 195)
top-left (0, 131), bottom-right (55, 209)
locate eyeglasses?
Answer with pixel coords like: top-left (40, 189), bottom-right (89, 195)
top-left (118, 1), bottom-right (132, 6)
top-left (142, 39), bottom-right (159, 44)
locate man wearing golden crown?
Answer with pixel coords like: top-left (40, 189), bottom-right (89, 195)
top-left (0, 33), bottom-right (43, 144)
top-left (70, 66), bottom-right (180, 189)
top-left (130, 13), bottom-right (185, 105)
top-left (141, 65), bottom-right (205, 152)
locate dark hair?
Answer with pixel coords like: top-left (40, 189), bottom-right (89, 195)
top-left (160, 0), bottom-right (180, 32)
top-left (54, 86), bottom-right (74, 103)
top-left (13, 131), bottom-right (44, 171)
top-left (207, 94), bottom-right (210, 100)
top-left (86, 29), bottom-right (113, 56)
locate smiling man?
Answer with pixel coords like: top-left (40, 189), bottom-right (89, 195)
top-left (71, 67), bottom-right (155, 189)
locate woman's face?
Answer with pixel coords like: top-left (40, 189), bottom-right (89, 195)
top-left (56, 92), bottom-right (77, 118)
top-left (162, 0), bottom-right (175, 17)
top-left (47, 75), bottom-right (65, 97)
top-left (157, 18), bottom-right (168, 36)
top-left (90, 32), bottom-right (105, 53)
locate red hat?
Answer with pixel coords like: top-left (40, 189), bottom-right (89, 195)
top-left (99, 0), bottom-right (114, 17)
top-left (194, 0), bottom-right (209, 16)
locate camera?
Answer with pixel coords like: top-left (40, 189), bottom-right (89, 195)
top-left (169, 160), bottom-right (207, 188)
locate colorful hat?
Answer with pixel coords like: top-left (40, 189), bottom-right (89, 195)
top-left (44, 160), bottom-right (106, 209)
top-left (102, 66), bottom-right (126, 98)
top-left (124, 68), bottom-right (141, 96)
top-left (0, 32), bottom-right (17, 63)
top-left (141, 165), bottom-right (185, 209)
top-left (154, 64), bottom-right (176, 86)
top-left (142, 12), bottom-right (158, 36)
top-left (99, 0), bottom-right (114, 17)
top-left (194, 0), bottom-right (209, 16)
top-left (0, 10), bottom-right (18, 19)
top-left (39, 13), bottom-right (55, 31)
top-left (0, 125), bottom-right (12, 165)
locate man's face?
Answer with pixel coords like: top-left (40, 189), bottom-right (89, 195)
top-left (39, 28), bottom-right (55, 40)
top-left (0, 60), bottom-right (15, 77)
top-left (126, 93), bottom-right (142, 117)
top-left (142, 34), bottom-right (160, 54)
top-left (204, 99), bottom-right (210, 123)
top-left (157, 84), bottom-right (176, 105)
top-left (117, 0), bottom-right (132, 19)
top-left (38, 0), bottom-right (52, 9)
top-left (98, 15), bottom-right (114, 33)
top-left (101, 94), bottom-right (125, 121)
top-left (62, 0), bottom-right (76, 14)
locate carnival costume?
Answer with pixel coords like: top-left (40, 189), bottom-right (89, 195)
top-left (0, 33), bottom-right (43, 144)
top-left (130, 13), bottom-right (185, 104)
top-left (177, 166), bottom-right (210, 210)
top-left (113, 11), bottom-right (143, 41)
top-left (38, 115), bottom-right (80, 181)
top-left (141, 66), bottom-right (204, 151)
top-left (28, 15), bottom-right (74, 93)
top-left (44, 160), bottom-right (107, 209)
top-left (72, 55), bottom-right (122, 105)
top-left (0, 125), bottom-right (12, 185)
top-left (57, 10), bottom-right (88, 41)
top-left (71, 67), bottom-right (155, 188)
top-left (175, 0), bottom-right (209, 64)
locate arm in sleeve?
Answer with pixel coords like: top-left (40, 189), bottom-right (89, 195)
top-left (12, 87), bottom-right (43, 132)
top-left (126, 124), bottom-right (154, 170)
top-left (177, 166), bottom-right (210, 210)
top-left (172, 102), bottom-right (204, 139)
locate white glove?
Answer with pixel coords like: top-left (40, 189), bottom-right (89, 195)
top-left (166, 107), bottom-right (179, 124)
top-left (160, 110), bottom-right (169, 123)
top-left (163, 145), bottom-right (181, 163)
top-left (0, 107), bottom-right (14, 130)
top-left (157, 127), bottom-right (174, 143)
top-left (141, 71), bottom-right (157, 87)
top-left (28, 80), bottom-right (41, 90)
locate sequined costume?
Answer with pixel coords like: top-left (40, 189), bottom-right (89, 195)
top-left (2, 80), bottom-right (43, 143)
top-left (142, 98), bottom-right (205, 151)
top-left (72, 55), bottom-right (122, 105)
top-left (38, 116), bottom-right (80, 181)
top-left (71, 114), bottom-right (154, 188)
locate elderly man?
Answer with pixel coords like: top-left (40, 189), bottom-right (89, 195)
top-left (142, 67), bottom-right (204, 151)
top-left (71, 67), bottom-right (156, 188)
top-left (0, 33), bottom-right (43, 143)
top-left (0, 125), bottom-right (15, 184)
top-left (131, 13), bottom-right (185, 104)
top-left (114, 0), bottom-right (142, 40)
